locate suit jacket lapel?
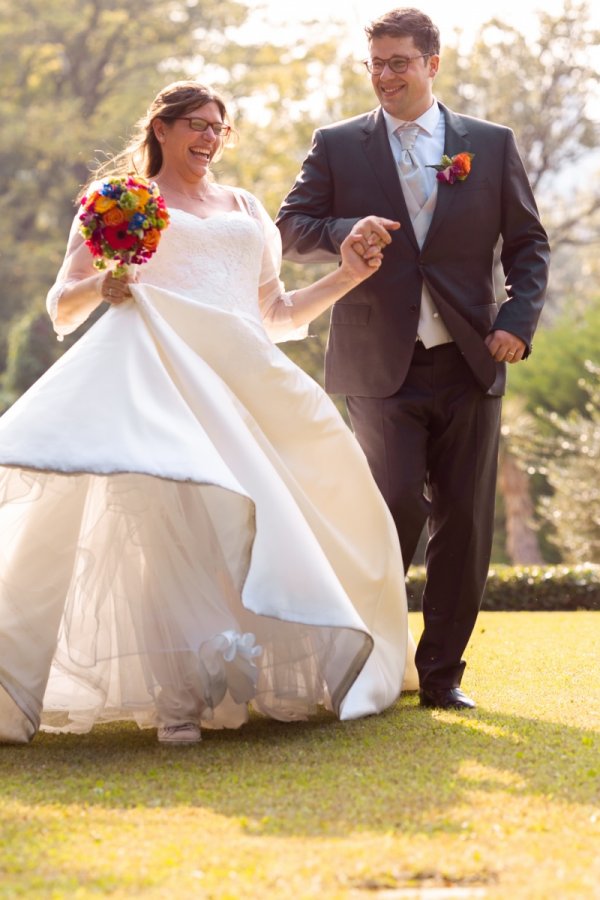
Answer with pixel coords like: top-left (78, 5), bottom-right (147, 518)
top-left (360, 109), bottom-right (419, 251)
top-left (422, 104), bottom-right (471, 249)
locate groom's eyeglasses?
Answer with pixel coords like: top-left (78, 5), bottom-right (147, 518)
top-left (363, 55), bottom-right (429, 75)
top-left (171, 117), bottom-right (232, 137)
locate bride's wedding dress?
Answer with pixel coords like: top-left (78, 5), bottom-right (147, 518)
top-left (0, 190), bottom-right (417, 742)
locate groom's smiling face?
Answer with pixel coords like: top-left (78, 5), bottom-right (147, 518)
top-left (368, 34), bottom-right (438, 122)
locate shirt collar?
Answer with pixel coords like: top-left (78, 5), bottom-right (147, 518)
top-left (382, 99), bottom-right (441, 139)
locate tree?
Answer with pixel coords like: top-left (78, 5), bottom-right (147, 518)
top-left (515, 363), bottom-right (600, 563)
top-left (498, 399), bottom-right (545, 565)
top-left (506, 293), bottom-right (600, 417)
top-left (0, 1), bottom-right (344, 396)
top-left (0, 0), bottom-right (250, 372)
top-left (500, 294), bottom-right (600, 562)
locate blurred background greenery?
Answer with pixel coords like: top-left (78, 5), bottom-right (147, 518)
top-left (1, 0), bottom-right (598, 566)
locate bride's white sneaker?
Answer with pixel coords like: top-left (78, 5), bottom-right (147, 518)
top-left (157, 722), bottom-right (201, 745)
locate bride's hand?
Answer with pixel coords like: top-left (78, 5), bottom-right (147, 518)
top-left (100, 270), bottom-right (136, 305)
top-left (340, 216), bottom-right (400, 283)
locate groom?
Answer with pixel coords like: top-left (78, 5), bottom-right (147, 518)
top-left (276, 7), bottom-right (550, 708)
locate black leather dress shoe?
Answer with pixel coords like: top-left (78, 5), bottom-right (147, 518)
top-left (419, 687), bottom-right (476, 709)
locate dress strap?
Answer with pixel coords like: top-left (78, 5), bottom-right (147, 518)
top-left (231, 188), bottom-right (260, 220)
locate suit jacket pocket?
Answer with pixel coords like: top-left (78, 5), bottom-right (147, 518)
top-left (332, 304), bottom-right (371, 326)
top-left (454, 178), bottom-right (491, 192)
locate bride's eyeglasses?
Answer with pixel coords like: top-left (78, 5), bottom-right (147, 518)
top-left (171, 117), bottom-right (232, 138)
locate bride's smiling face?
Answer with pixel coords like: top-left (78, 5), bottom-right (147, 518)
top-left (154, 101), bottom-right (226, 181)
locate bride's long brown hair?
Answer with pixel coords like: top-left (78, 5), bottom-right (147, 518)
top-left (83, 81), bottom-right (236, 195)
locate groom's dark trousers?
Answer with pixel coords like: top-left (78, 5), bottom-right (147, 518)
top-left (347, 341), bottom-right (501, 688)
top-left (276, 102), bottom-right (549, 691)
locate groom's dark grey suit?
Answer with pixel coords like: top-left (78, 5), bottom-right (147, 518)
top-left (276, 102), bottom-right (550, 691)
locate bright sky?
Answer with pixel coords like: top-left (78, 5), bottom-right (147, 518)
top-left (241, 0), bottom-right (598, 52)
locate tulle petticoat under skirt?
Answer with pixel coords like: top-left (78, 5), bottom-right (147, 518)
top-left (0, 467), bottom-right (371, 737)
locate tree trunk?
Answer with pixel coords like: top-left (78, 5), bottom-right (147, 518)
top-left (498, 450), bottom-right (544, 564)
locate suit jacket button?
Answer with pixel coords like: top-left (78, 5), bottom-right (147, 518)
top-left (409, 304), bottom-right (418, 312)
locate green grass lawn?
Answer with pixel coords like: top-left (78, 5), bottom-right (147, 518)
top-left (1, 612), bottom-right (598, 899)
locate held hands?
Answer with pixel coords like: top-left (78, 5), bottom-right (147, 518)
top-left (485, 329), bottom-right (526, 364)
top-left (100, 270), bottom-right (137, 305)
top-left (340, 216), bottom-right (401, 284)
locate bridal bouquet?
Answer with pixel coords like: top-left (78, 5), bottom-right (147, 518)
top-left (78, 175), bottom-right (170, 276)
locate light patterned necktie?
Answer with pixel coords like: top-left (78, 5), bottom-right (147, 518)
top-left (395, 123), bottom-right (428, 209)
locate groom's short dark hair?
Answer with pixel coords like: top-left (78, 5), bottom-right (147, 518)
top-left (365, 7), bottom-right (441, 57)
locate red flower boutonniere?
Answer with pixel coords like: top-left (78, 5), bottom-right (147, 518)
top-left (427, 152), bottom-right (474, 184)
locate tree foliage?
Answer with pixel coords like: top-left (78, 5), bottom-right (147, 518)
top-left (0, 0), bottom-right (250, 371)
top-left (500, 294), bottom-right (600, 563)
top-left (0, 1), bottom-right (346, 396)
top-left (506, 293), bottom-right (600, 416)
top-left (515, 363), bottom-right (600, 563)
top-left (440, 2), bottom-right (599, 192)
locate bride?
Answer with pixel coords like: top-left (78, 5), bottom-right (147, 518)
top-left (0, 80), bottom-right (417, 745)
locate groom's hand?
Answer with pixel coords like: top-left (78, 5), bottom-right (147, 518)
top-left (349, 216), bottom-right (400, 263)
top-left (485, 329), bottom-right (526, 363)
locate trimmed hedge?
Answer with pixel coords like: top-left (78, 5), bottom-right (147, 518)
top-left (405, 564), bottom-right (600, 611)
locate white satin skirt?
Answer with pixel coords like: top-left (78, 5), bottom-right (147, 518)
top-left (0, 285), bottom-right (418, 742)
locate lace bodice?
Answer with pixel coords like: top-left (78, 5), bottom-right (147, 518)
top-left (141, 210), bottom-right (264, 321)
top-left (46, 188), bottom-right (302, 342)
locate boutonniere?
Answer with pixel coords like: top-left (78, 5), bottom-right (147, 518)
top-left (427, 152), bottom-right (474, 184)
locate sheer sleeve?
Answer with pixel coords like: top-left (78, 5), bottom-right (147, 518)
top-left (237, 190), bottom-right (308, 343)
top-left (46, 201), bottom-right (102, 341)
